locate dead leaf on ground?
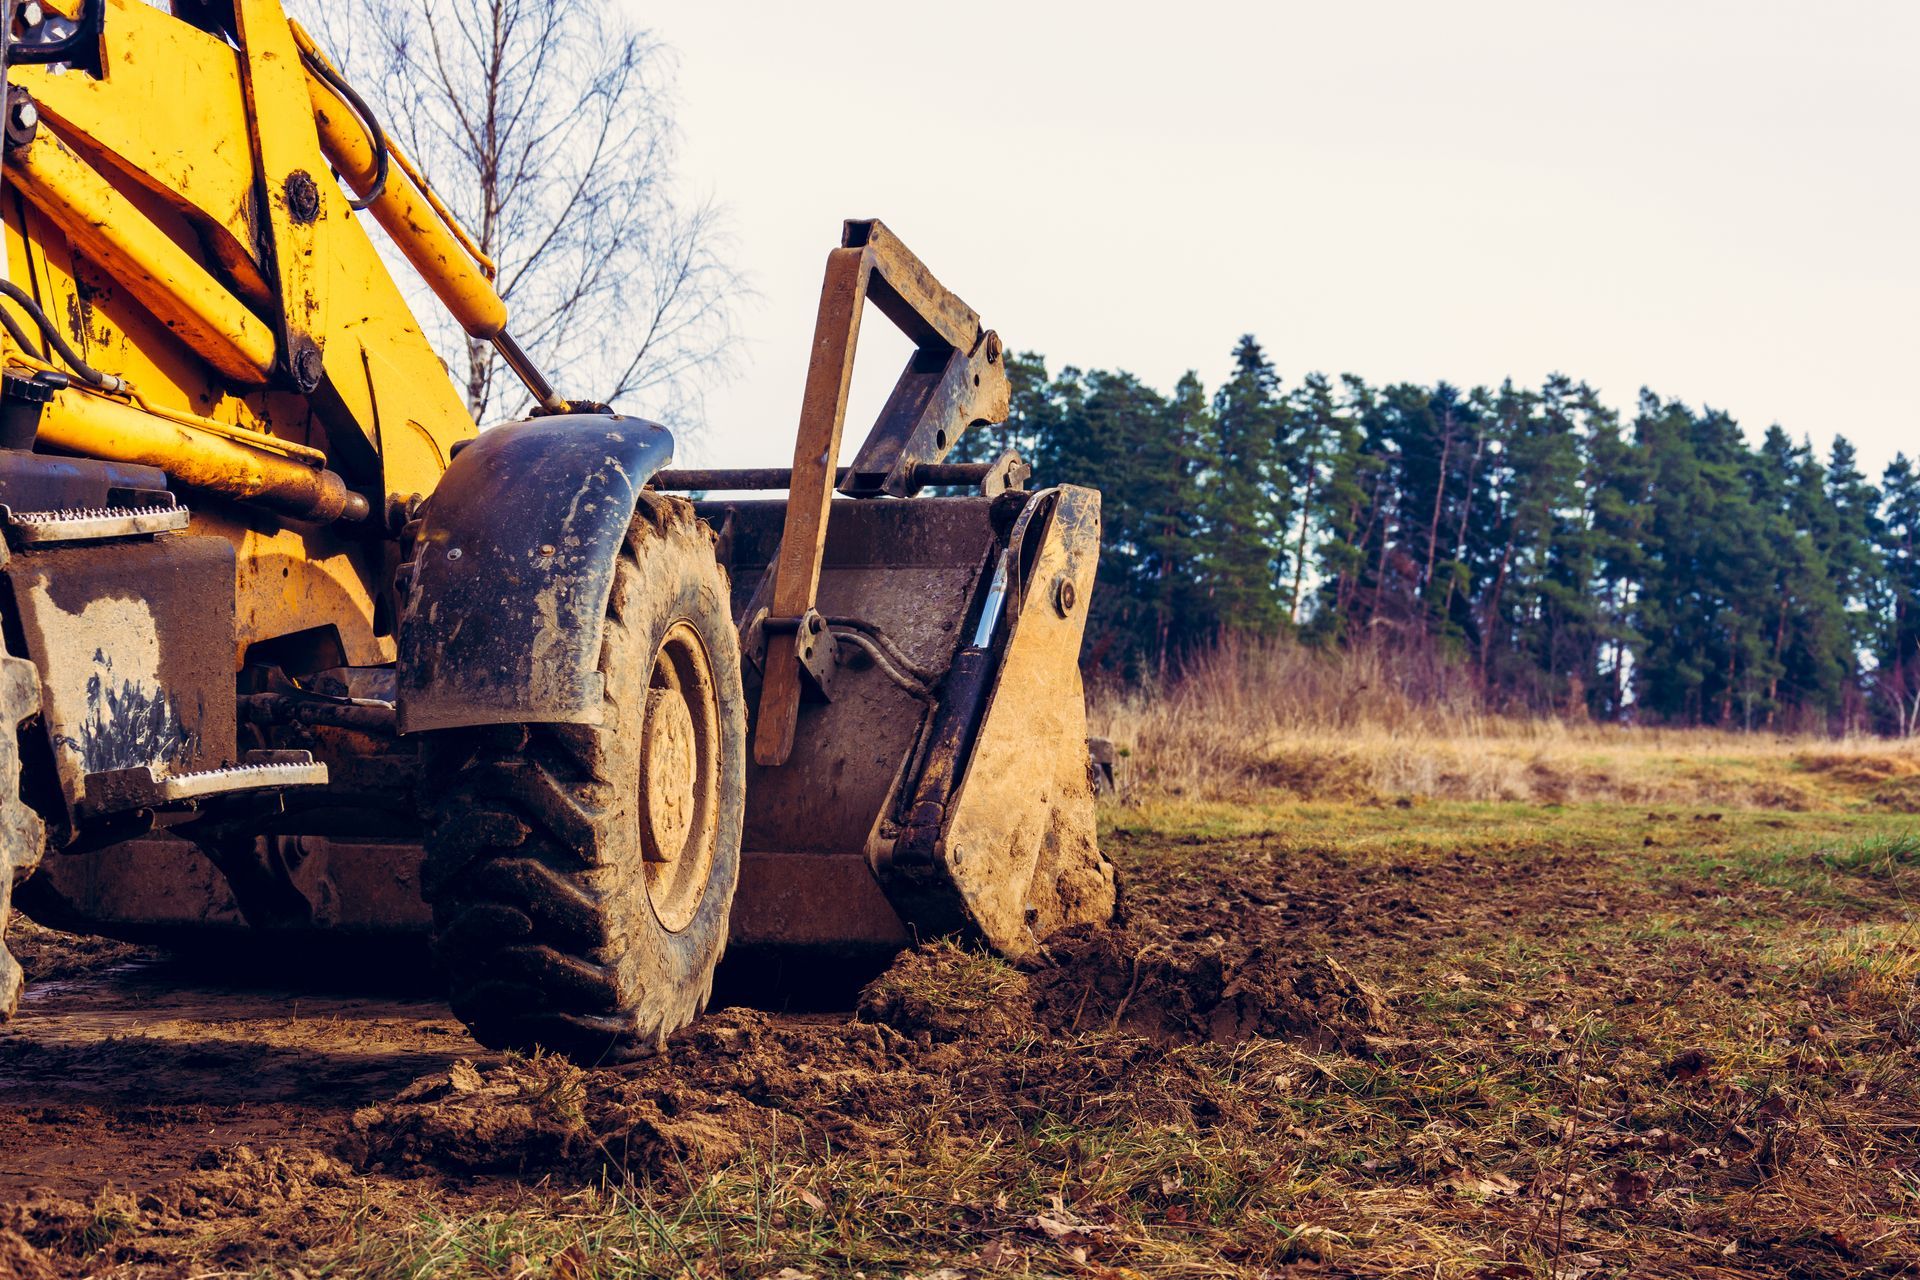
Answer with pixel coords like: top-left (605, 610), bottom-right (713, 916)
top-left (1442, 1169), bottom-right (1521, 1197)
top-left (1610, 1167), bottom-right (1652, 1207)
top-left (974, 1238), bottom-right (1022, 1269)
top-left (549, 1243), bottom-right (590, 1280)
top-left (1028, 1212), bottom-right (1113, 1242)
top-left (1662, 1046), bottom-right (1714, 1081)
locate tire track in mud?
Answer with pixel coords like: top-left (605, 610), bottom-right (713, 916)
top-left (0, 958), bottom-right (470, 1200)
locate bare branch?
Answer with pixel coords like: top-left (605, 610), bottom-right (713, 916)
top-left (287, 0), bottom-right (744, 427)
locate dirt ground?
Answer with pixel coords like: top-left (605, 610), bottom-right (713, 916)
top-left (3, 791), bottom-right (1920, 1277)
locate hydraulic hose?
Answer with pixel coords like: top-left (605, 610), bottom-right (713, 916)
top-left (0, 280), bottom-right (126, 392)
top-left (0, 304), bottom-right (44, 363)
top-left (298, 48), bottom-right (388, 211)
top-left (8, 0), bottom-right (105, 69)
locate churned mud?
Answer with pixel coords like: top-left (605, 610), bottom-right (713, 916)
top-left (0, 948), bottom-right (468, 1202)
top-left (2, 804), bottom-right (1919, 1276)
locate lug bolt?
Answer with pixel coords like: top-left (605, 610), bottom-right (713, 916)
top-left (19, 3), bottom-right (44, 27)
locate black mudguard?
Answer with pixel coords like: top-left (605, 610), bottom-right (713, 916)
top-left (396, 413), bottom-right (674, 733)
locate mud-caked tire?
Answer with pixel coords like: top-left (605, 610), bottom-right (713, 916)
top-left (421, 494), bottom-right (746, 1062)
top-left (0, 644), bottom-right (46, 1020)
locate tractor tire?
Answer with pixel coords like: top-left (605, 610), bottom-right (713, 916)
top-left (0, 641), bottom-right (46, 1020)
top-left (422, 494), bottom-right (745, 1062)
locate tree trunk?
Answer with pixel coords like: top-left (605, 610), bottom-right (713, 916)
top-left (1766, 587), bottom-right (1790, 727)
top-left (1440, 426), bottom-right (1484, 621)
top-left (1421, 409), bottom-right (1455, 595)
top-left (1287, 439), bottom-right (1320, 624)
top-left (1719, 624), bottom-right (1739, 727)
top-left (1352, 468), bottom-right (1389, 629)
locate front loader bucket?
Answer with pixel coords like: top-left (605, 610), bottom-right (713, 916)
top-left (701, 485), bottom-right (1117, 965)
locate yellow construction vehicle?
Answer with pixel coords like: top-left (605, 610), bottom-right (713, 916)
top-left (0, 0), bottom-right (1114, 1058)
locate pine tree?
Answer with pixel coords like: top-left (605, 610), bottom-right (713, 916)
top-left (1200, 337), bottom-right (1288, 634)
top-left (1747, 427), bottom-right (1849, 728)
top-left (1823, 437), bottom-right (1882, 667)
top-left (1140, 372), bottom-right (1213, 673)
top-left (1583, 390), bottom-right (1648, 720)
top-left (1311, 375), bottom-right (1391, 641)
top-left (1531, 377), bottom-right (1607, 718)
top-left (1876, 455), bottom-right (1920, 733)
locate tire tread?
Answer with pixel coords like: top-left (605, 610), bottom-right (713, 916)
top-left (423, 498), bottom-right (742, 1062)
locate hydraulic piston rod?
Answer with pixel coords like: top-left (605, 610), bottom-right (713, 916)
top-left (297, 27), bottom-right (565, 413)
top-left (35, 387), bottom-right (369, 523)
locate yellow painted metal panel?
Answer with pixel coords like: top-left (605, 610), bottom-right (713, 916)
top-left (13, 0), bottom-right (270, 309)
top-left (9, 126), bottom-right (276, 383)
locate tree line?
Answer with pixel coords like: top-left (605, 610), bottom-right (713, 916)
top-left (961, 337), bottom-right (1920, 734)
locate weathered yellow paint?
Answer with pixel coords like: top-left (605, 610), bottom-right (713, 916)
top-left (8, 125), bottom-right (277, 383)
top-left (1, 0), bottom-right (484, 672)
top-left (226, 516), bottom-right (392, 669)
top-left (13, 0), bottom-right (272, 309)
top-left (35, 387), bottom-right (359, 522)
top-left (232, 0), bottom-right (336, 380)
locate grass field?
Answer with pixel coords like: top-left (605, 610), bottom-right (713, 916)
top-left (6, 734), bottom-right (1920, 1277)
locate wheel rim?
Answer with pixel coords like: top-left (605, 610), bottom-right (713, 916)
top-left (639, 619), bottom-right (722, 933)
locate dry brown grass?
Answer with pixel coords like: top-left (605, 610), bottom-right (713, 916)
top-left (1091, 634), bottom-right (1920, 809)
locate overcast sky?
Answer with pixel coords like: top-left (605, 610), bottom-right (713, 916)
top-left (640, 1), bottom-right (1918, 478)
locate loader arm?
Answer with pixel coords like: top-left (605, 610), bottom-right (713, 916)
top-left (0, 0), bottom-right (587, 832)
top-left (754, 219), bottom-right (1011, 767)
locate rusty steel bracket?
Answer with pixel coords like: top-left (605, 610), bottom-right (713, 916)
top-left (876, 485), bottom-right (1112, 954)
top-left (757, 608), bottom-right (839, 702)
top-left (754, 219), bottom-right (1010, 767)
top-left (973, 449), bottom-right (1032, 499)
top-left (837, 220), bottom-right (1011, 498)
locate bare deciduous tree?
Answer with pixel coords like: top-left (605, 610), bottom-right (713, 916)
top-left (295, 0), bottom-right (740, 425)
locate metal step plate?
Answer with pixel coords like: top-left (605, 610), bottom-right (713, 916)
top-left (82, 752), bottom-right (329, 816)
top-left (5, 504), bottom-right (190, 544)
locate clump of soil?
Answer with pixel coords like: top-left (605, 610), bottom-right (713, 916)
top-left (857, 929), bottom-right (1387, 1051)
top-left (4, 918), bottom-right (152, 982)
top-left (350, 930), bottom-right (1389, 1185)
top-left (1023, 926), bottom-right (1387, 1049)
top-left (344, 1053), bottom-right (775, 1182)
top-left (0, 1227), bottom-right (55, 1280)
top-left (2, 1145), bottom-right (356, 1274)
top-left (854, 943), bottom-right (1033, 1043)
top-left (144, 1145), bottom-right (353, 1220)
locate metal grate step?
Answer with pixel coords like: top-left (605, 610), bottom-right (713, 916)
top-left (83, 751), bottom-right (329, 816)
top-left (5, 504), bottom-right (190, 544)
